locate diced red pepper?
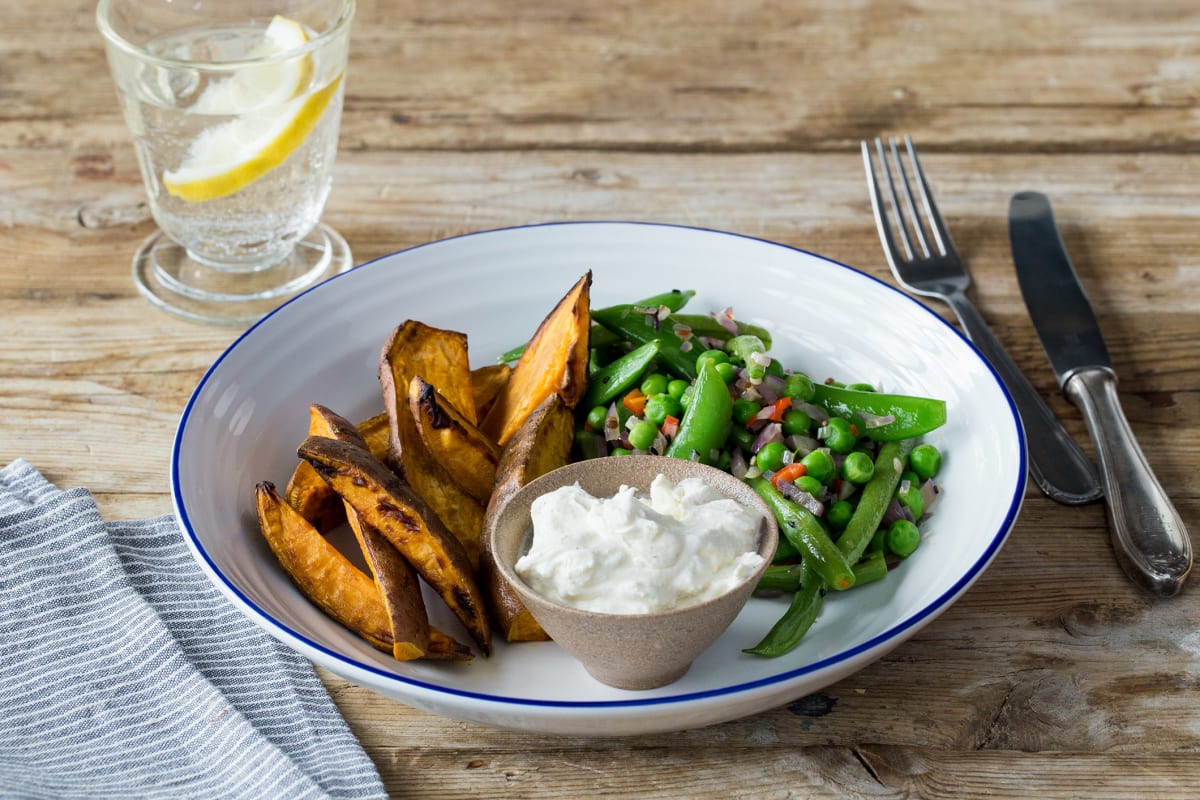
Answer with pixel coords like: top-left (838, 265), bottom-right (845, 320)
top-left (770, 462), bottom-right (807, 488)
top-left (768, 396), bottom-right (793, 423)
top-left (661, 415), bottom-right (680, 439)
top-left (622, 388), bottom-right (647, 417)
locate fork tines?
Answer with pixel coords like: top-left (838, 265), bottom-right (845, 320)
top-left (861, 135), bottom-right (954, 265)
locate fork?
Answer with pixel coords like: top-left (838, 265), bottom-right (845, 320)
top-left (861, 135), bottom-right (1103, 505)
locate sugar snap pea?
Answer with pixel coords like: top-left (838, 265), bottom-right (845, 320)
top-left (664, 361), bottom-right (731, 464)
top-left (726, 334), bottom-right (770, 382)
top-left (812, 384), bottom-right (946, 442)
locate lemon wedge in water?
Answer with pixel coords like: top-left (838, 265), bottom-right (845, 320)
top-left (164, 16), bottom-right (340, 203)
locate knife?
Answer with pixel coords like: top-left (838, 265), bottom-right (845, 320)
top-left (1009, 191), bottom-right (1192, 596)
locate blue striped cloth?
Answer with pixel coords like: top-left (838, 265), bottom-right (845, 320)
top-left (0, 459), bottom-right (388, 800)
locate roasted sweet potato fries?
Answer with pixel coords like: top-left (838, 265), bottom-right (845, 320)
top-left (254, 271), bottom-right (592, 660)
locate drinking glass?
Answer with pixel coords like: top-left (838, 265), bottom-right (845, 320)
top-left (97, 0), bottom-right (355, 325)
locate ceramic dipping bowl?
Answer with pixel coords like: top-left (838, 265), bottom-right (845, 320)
top-left (488, 455), bottom-right (779, 690)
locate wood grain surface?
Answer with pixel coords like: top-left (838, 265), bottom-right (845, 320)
top-left (2, 0), bottom-right (1198, 797)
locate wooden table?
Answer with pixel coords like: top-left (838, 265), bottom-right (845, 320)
top-left (4, 1), bottom-right (1198, 796)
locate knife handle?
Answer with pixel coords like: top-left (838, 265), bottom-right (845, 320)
top-left (1065, 368), bottom-right (1193, 596)
top-left (945, 292), bottom-right (1103, 505)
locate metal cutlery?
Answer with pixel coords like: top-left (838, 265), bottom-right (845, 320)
top-left (1009, 190), bottom-right (1192, 596)
top-left (861, 135), bottom-right (1103, 506)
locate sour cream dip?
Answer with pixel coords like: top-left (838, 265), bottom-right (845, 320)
top-left (515, 474), bottom-right (765, 615)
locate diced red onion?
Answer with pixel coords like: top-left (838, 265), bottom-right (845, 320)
top-left (751, 422), bottom-right (783, 453)
top-left (795, 401), bottom-right (829, 423)
top-left (786, 434), bottom-right (820, 456)
top-left (919, 480), bottom-right (941, 513)
top-left (730, 449), bottom-right (749, 479)
top-left (680, 340), bottom-right (694, 353)
top-left (603, 404), bottom-right (622, 442)
top-left (883, 498), bottom-right (915, 525)
top-left (779, 481), bottom-right (825, 517)
top-left (651, 431), bottom-right (668, 455)
top-left (739, 385), bottom-right (763, 403)
top-left (712, 306), bottom-right (739, 336)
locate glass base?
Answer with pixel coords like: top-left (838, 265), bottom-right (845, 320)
top-left (132, 223), bottom-right (352, 326)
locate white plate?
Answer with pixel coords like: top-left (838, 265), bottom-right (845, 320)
top-left (174, 222), bottom-right (1025, 736)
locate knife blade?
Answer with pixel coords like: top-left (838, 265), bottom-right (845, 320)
top-left (1009, 191), bottom-right (1192, 596)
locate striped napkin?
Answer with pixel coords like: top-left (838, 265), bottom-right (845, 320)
top-left (0, 459), bottom-right (388, 800)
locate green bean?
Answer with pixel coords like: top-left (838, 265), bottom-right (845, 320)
top-left (747, 477), bottom-right (856, 591)
top-left (579, 340), bottom-right (660, 409)
top-left (837, 439), bottom-right (915, 565)
top-left (671, 313), bottom-right (774, 350)
top-left (743, 559), bottom-right (823, 657)
top-left (592, 305), bottom-right (700, 380)
top-left (755, 563), bottom-right (805, 593)
top-left (850, 550), bottom-right (889, 586)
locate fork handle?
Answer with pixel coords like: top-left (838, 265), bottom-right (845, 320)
top-left (1065, 368), bottom-right (1192, 596)
top-left (943, 291), bottom-right (1103, 505)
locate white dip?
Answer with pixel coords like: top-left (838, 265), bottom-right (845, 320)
top-left (515, 474), bottom-right (765, 614)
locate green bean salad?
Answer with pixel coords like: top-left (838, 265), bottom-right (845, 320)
top-left (503, 289), bottom-right (948, 657)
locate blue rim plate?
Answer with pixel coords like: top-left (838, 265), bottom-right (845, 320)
top-left (173, 222), bottom-right (1025, 735)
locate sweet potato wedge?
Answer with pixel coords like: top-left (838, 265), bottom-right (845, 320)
top-left (410, 376), bottom-right (500, 504)
top-left (379, 321), bottom-right (485, 565)
top-left (298, 404), bottom-right (470, 661)
top-left (255, 481), bottom-right (393, 651)
top-left (470, 363), bottom-right (511, 421)
top-left (481, 393), bottom-right (576, 642)
top-left (285, 408), bottom-right (391, 532)
top-left (480, 272), bottom-right (592, 446)
top-left (297, 434), bottom-right (492, 654)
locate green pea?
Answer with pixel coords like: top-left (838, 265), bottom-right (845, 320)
top-left (826, 499), bottom-right (853, 530)
top-left (680, 385), bottom-right (694, 410)
top-left (781, 407), bottom-right (812, 436)
top-left (886, 519), bottom-right (921, 557)
top-left (842, 450), bottom-right (875, 484)
top-left (794, 475), bottom-right (823, 496)
top-left (715, 362), bottom-right (737, 384)
top-left (667, 379), bottom-right (689, 400)
top-left (895, 471), bottom-right (925, 520)
top-left (696, 349), bottom-right (730, 371)
top-left (755, 441), bottom-right (787, 472)
top-left (822, 416), bottom-right (858, 454)
top-left (800, 448), bottom-right (835, 483)
top-left (640, 372), bottom-right (669, 398)
top-left (628, 420), bottom-right (658, 451)
top-left (716, 449), bottom-right (733, 472)
top-left (611, 447), bottom-right (633, 457)
top-left (729, 426), bottom-right (755, 452)
top-left (644, 394), bottom-right (683, 426)
top-left (585, 405), bottom-right (608, 432)
top-left (733, 399), bottom-right (762, 426)
top-left (909, 443), bottom-right (942, 480)
top-left (784, 373), bottom-right (816, 402)
top-left (867, 527), bottom-right (888, 553)
top-left (765, 359), bottom-right (785, 378)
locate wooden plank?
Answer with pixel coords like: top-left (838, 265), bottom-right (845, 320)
top-left (4, 2), bottom-right (1198, 151)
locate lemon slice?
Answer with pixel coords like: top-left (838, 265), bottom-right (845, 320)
top-left (192, 16), bottom-right (313, 115)
top-left (164, 17), bottom-right (339, 203)
top-left (164, 76), bottom-right (342, 203)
